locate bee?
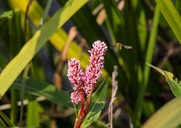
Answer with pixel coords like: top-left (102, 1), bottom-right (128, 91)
top-left (111, 43), bottom-right (132, 50)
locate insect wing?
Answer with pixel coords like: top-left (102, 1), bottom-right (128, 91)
top-left (123, 45), bottom-right (132, 49)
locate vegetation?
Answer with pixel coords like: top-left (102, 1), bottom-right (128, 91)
top-left (0, 0), bottom-right (181, 128)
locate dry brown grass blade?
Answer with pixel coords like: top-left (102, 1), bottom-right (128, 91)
top-left (108, 66), bottom-right (118, 128)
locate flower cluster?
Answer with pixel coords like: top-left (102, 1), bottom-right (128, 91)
top-left (67, 40), bottom-right (107, 105)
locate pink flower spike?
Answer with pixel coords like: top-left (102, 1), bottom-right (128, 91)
top-left (67, 58), bottom-right (84, 90)
top-left (84, 40), bottom-right (107, 95)
top-left (67, 40), bottom-right (107, 101)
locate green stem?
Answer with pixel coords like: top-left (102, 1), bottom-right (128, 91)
top-left (19, 64), bottom-right (30, 125)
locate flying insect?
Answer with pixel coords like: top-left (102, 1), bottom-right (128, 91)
top-left (111, 43), bottom-right (132, 50)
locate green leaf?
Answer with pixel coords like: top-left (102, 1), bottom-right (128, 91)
top-left (143, 96), bottom-right (181, 128)
top-left (155, 0), bottom-right (181, 44)
top-left (0, 111), bottom-right (15, 127)
top-left (147, 63), bottom-right (181, 97)
top-left (133, 6), bottom-right (161, 127)
top-left (39, 0), bottom-right (53, 26)
top-left (12, 77), bottom-right (73, 107)
top-left (0, 10), bottom-right (14, 19)
top-left (0, 0), bottom-right (88, 97)
top-left (27, 99), bottom-right (39, 127)
top-left (12, 0), bottom-right (90, 70)
top-left (80, 79), bottom-right (109, 128)
top-left (101, 0), bottom-right (125, 42)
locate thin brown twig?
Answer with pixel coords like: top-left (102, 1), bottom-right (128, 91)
top-left (24, 0), bottom-right (34, 35)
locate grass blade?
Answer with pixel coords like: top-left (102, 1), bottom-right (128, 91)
top-left (0, 111), bottom-right (15, 127)
top-left (155, 0), bottom-right (181, 43)
top-left (143, 96), bottom-right (181, 128)
top-left (133, 6), bottom-right (160, 127)
top-left (12, 77), bottom-right (72, 107)
top-left (0, 0), bottom-right (88, 97)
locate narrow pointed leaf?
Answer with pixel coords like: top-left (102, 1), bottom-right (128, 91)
top-left (147, 63), bottom-right (181, 97)
top-left (134, 7), bottom-right (161, 127)
top-left (12, 77), bottom-right (72, 107)
top-left (155, 0), bottom-right (181, 44)
top-left (81, 79), bottom-right (108, 128)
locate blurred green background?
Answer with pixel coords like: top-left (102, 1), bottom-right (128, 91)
top-left (0, 0), bottom-right (181, 128)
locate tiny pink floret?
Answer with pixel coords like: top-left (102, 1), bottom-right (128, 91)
top-left (70, 91), bottom-right (81, 105)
